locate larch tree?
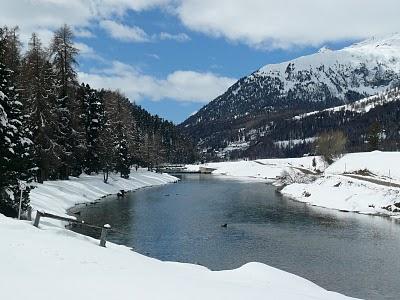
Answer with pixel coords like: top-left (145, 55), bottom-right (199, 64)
top-left (50, 24), bottom-right (79, 179)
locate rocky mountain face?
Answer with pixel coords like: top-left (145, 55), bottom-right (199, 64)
top-left (180, 34), bottom-right (400, 160)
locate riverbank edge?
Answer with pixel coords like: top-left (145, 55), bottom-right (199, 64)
top-left (29, 169), bottom-right (180, 227)
top-left (185, 152), bottom-right (400, 219)
top-left (0, 169), bottom-right (359, 300)
top-left (278, 174), bottom-right (400, 220)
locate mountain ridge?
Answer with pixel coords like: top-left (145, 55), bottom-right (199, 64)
top-left (180, 34), bottom-right (400, 159)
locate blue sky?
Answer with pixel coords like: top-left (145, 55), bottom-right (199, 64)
top-left (2, 0), bottom-right (399, 123)
top-left (75, 8), bottom-right (352, 123)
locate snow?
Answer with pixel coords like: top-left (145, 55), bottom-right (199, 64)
top-left (30, 169), bottom-right (178, 220)
top-left (256, 33), bottom-right (400, 100)
top-left (0, 169), bottom-right (357, 300)
top-left (274, 137), bottom-right (316, 148)
top-left (326, 151), bottom-right (400, 180)
top-left (281, 175), bottom-right (400, 215)
top-left (281, 152), bottom-right (400, 217)
top-left (293, 88), bottom-right (400, 120)
top-left (186, 156), bottom-right (324, 181)
top-left (188, 152), bottom-right (400, 218)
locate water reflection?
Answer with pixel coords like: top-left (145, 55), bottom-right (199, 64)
top-left (71, 174), bottom-right (400, 300)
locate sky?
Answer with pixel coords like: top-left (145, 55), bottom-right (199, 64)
top-left (1, 0), bottom-right (400, 123)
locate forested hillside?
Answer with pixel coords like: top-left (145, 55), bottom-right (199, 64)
top-left (225, 87), bottom-right (400, 160)
top-left (180, 34), bottom-right (400, 160)
top-left (0, 25), bottom-right (195, 216)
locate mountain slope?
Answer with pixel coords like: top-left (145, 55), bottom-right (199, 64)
top-left (181, 34), bottom-right (400, 158)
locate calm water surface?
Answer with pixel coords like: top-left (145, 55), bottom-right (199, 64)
top-left (71, 174), bottom-right (400, 300)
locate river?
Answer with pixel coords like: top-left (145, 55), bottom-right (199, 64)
top-left (70, 174), bottom-right (400, 300)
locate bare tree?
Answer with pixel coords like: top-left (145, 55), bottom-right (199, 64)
top-left (315, 131), bottom-right (347, 164)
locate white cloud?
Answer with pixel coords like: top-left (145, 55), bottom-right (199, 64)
top-left (0, 0), bottom-right (168, 45)
top-left (99, 20), bottom-right (149, 42)
top-left (175, 0), bottom-right (400, 49)
top-left (78, 61), bottom-right (236, 103)
top-left (147, 53), bottom-right (161, 60)
top-left (74, 42), bottom-right (105, 61)
top-left (2, 0), bottom-right (400, 50)
top-left (159, 32), bottom-right (190, 42)
top-left (75, 28), bottom-right (95, 38)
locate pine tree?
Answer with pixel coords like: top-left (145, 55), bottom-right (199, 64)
top-left (367, 121), bottom-right (381, 151)
top-left (79, 83), bottom-right (104, 174)
top-left (50, 24), bottom-right (79, 179)
top-left (0, 29), bottom-right (35, 217)
top-left (21, 33), bottom-right (60, 182)
top-left (114, 99), bottom-right (130, 178)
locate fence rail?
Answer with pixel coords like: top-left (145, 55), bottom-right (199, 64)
top-left (33, 211), bottom-right (111, 247)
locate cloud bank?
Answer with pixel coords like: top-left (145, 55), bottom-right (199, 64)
top-left (78, 61), bottom-right (236, 103)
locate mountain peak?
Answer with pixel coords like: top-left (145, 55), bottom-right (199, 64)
top-left (346, 32), bottom-right (400, 51)
top-left (318, 46), bottom-right (332, 53)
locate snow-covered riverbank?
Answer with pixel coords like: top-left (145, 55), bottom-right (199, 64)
top-left (0, 213), bottom-right (356, 300)
top-left (186, 156), bottom-right (324, 180)
top-left (281, 152), bottom-right (400, 218)
top-left (29, 169), bottom-right (178, 220)
top-left (0, 169), bottom-right (357, 300)
top-left (186, 151), bottom-right (400, 218)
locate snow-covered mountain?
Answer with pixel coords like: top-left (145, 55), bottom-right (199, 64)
top-left (181, 34), bottom-right (400, 158)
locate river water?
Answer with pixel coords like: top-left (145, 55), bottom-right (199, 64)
top-left (71, 174), bottom-right (400, 300)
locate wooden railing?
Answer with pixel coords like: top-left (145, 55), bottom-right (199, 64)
top-left (33, 211), bottom-right (111, 247)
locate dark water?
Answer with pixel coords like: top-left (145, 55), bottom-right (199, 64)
top-left (71, 174), bottom-right (400, 300)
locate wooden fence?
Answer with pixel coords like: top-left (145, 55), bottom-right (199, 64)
top-left (33, 211), bottom-right (111, 247)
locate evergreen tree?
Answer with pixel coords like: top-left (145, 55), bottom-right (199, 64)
top-left (21, 33), bottom-right (60, 182)
top-left (114, 99), bottom-right (130, 178)
top-left (79, 83), bottom-right (104, 174)
top-left (0, 29), bottom-right (35, 217)
top-left (367, 121), bottom-right (381, 151)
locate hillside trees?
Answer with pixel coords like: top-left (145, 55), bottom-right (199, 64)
top-left (0, 27), bottom-right (35, 217)
top-left (21, 33), bottom-right (60, 182)
top-left (0, 24), bottom-right (195, 217)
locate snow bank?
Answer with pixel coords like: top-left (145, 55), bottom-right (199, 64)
top-left (282, 175), bottom-right (400, 215)
top-left (190, 152), bottom-right (400, 218)
top-left (30, 169), bottom-right (178, 218)
top-left (187, 156), bottom-right (324, 180)
top-left (281, 152), bottom-right (400, 217)
top-left (326, 151), bottom-right (400, 180)
top-left (0, 214), bottom-right (357, 300)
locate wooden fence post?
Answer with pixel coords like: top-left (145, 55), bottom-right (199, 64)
top-left (33, 211), bottom-right (42, 227)
top-left (27, 207), bottom-right (32, 221)
top-left (100, 224), bottom-right (111, 247)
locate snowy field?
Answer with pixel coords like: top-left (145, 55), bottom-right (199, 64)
top-left (0, 169), bottom-right (358, 300)
top-left (281, 152), bottom-right (400, 217)
top-left (186, 156), bottom-right (324, 180)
